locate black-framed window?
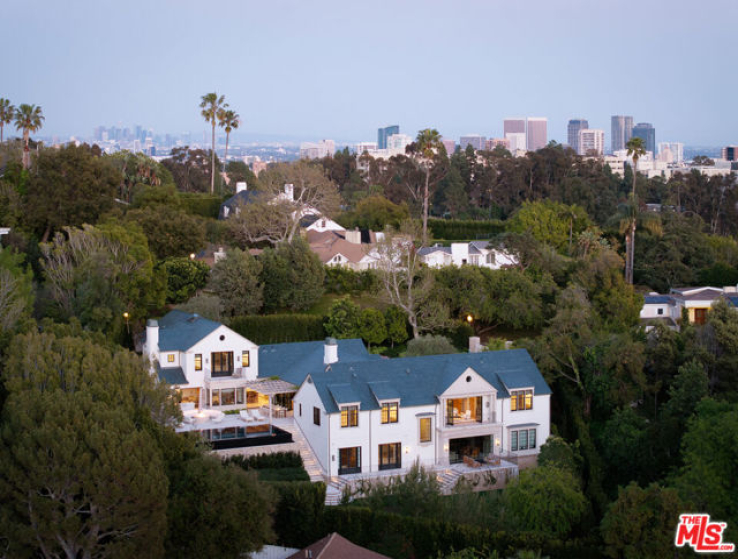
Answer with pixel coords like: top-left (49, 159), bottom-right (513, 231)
top-left (211, 351), bottom-right (234, 377)
top-left (379, 443), bottom-right (401, 470)
top-left (313, 407), bottom-right (321, 426)
top-left (511, 428), bottom-right (537, 451)
top-left (381, 402), bottom-right (399, 424)
top-left (299, 403), bottom-right (302, 417)
top-left (510, 389), bottom-right (533, 411)
top-left (419, 417), bottom-right (432, 443)
top-left (341, 405), bottom-right (359, 428)
top-left (194, 354), bottom-right (202, 371)
top-left (339, 447), bottom-right (361, 475)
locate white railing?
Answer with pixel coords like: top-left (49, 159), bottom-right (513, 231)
top-left (205, 367), bottom-right (245, 381)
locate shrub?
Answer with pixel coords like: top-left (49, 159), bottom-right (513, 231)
top-left (405, 335), bottom-right (457, 357)
top-left (228, 314), bottom-right (325, 344)
top-left (324, 267), bottom-right (377, 294)
top-left (178, 193), bottom-right (225, 218)
top-left (428, 218), bottom-right (506, 241)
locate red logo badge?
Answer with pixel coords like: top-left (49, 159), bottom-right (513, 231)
top-left (675, 514), bottom-right (735, 553)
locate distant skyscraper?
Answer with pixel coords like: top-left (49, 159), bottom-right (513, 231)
top-left (386, 133), bottom-right (412, 152)
top-left (378, 125), bottom-right (400, 150)
top-left (300, 139), bottom-right (336, 159)
top-left (441, 139), bottom-right (456, 155)
top-left (658, 142), bottom-right (684, 164)
top-left (578, 129), bottom-right (605, 156)
top-left (567, 119), bottom-right (589, 154)
top-left (503, 118), bottom-right (526, 136)
top-left (459, 135), bottom-right (486, 151)
top-left (486, 138), bottom-right (510, 151)
top-left (611, 115), bottom-right (634, 153)
top-left (722, 146), bottom-right (738, 161)
top-left (526, 118), bottom-right (547, 151)
top-left (632, 122), bottom-right (656, 156)
top-left (505, 133), bottom-right (526, 152)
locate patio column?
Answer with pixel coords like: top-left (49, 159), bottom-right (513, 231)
top-left (269, 394), bottom-right (273, 435)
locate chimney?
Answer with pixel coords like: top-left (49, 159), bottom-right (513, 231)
top-left (345, 227), bottom-right (361, 244)
top-left (324, 337), bottom-right (338, 365)
top-left (146, 319), bottom-right (159, 359)
top-left (236, 181), bottom-right (247, 193)
top-left (214, 247), bottom-right (226, 263)
top-left (469, 336), bottom-right (482, 353)
top-left (284, 183), bottom-right (294, 201)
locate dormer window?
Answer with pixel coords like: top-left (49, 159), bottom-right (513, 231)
top-left (167, 354), bottom-right (175, 363)
top-left (510, 389), bottom-right (533, 411)
top-left (381, 402), bottom-right (399, 424)
top-left (340, 405), bottom-right (359, 428)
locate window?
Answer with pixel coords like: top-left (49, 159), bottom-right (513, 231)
top-left (236, 388), bottom-right (244, 405)
top-left (378, 443), bottom-right (401, 470)
top-left (338, 447), bottom-right (361, 475)
top-left (419, 417), bottom-right (432, 443)
top-left (341, 405), bottom-right (359, 428)
top-left (510, 389), bottom-right (533, 411)
top-left (299, 403), bottom-right (302, 417)
top-left (167, 354), bottom-right (175, 363)
top-left (511, 428), bottom-right (537, 451)
top-left (381, 402), bottom-right (399, 424)
top-left (657, 308), bottom-right (664, 316)
top-left (211, 352), bottom-right (234, 377)
top-left (313, 407), bottom-right (321, 426)
top-left (194, 354), bottom-right (202, 371)
top-left (242, 351), bottom-right (250, 367)
top-left (220, 388), bottom-right (235, 406)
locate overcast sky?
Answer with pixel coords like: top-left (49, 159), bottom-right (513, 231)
top-left (3, 0), bottom-right (736, 145)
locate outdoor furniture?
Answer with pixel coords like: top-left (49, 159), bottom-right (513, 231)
top-left (181, 402), bottom-right (196, 412)
top-left (251, 409), bottom-right (265, 422)
top-left (211, 410), bottom-right (225, 423)
top-left (239, 410), bottom-right (251, 422)
top-left (463, 456), bottom-right (481, 469)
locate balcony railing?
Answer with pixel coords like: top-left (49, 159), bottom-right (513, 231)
top-left (445, 411), bottom-right (497, 427)
top-left (205, 367), bottom-right (245, 381)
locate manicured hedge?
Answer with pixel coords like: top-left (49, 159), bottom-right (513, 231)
top-left (428, 218), bottom-right (506, 241)
top-left (225, 451), bottom-right (303, 470)
top-left (324, 267), bottom-right (377, 295)
top-left (178, 193), bottom-right (225, 219)
top-left (228, 314), bottom-right (326, 344)
top-left (271, 481), bottom-right (327, 548)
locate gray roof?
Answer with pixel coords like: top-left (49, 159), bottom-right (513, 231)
top-left (155, 310), bottom-right (221, 352)
top-left (417, 246), bottom-right (451, 257)
top-left (258, 338), bottom-right (380, 386)
top-left (644, 295), bottom-right (673, 304)
top-left (727, 295), bottom-right (738, 307)
top-left (307, 348), bottom-right (550, 414)
top-left (157, 365), bottom-right (188, 385)
top-left (219, 190), bottom-right (265, 219)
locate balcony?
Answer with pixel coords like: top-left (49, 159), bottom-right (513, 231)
top-left (204, 367), bottom-right (246, 384)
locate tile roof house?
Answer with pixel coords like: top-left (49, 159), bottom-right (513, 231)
top-left (418, 241), bottom-right (518, 269)
top-left (286, 533), bottom-right (390, 559)
top-left (145, 311), bottom-right (552, 478)
top-left (306, 229), bottom-right (380, 270)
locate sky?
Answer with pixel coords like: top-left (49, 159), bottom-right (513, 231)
top-left (3, 0), bottom-right (736, 146)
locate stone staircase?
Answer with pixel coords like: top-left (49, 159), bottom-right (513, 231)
top-left (276, 422), bottom-right (324, 483)
top-left (325, 477), bottom-right (348, 506)
top-left (436, 467), bottom-right (462, 494)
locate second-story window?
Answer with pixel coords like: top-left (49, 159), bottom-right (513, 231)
top-left (167, 354), bottom-right (175, 363)
top-left (510, 389), bottom-right (533, 411)
top-left (313, 407), bottom-right (321, 426)
top-left (194, 354), bottom-right (202, 371)
top-left (381, 402), bottom-right (399, 424)
top-left (242, 350), bottom-right (250, 367)
top-left (341, 405), bottom-right (359, 428)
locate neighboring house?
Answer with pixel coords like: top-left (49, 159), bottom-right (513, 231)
top-left (218, 182), bottom-right (264, 219)
top-left (306, 229), bottom-right (380, 271)
top-left (286, 533), bottom-right (390, 559)
top-left (640, 286), bottom-right (738, 330)
top-left (145, 312), bottom-right (552, 477)
top-left (0, 227), bottom-right (9, 249)
top-left (418, 241), bottom-right (518, 269)
top-left (293, 342), bottom-right (551, 476)
top-left (301, 213), bottom-right (346, 234)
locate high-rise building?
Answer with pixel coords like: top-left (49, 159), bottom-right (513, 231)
top-left (505, 133), bottom-right (527, 152)
top-left (378, 125), bottom-right (400, 150)
top-left (721, 146), bottom-right (738, 161)
top-left (567, 119), bottom-right (589, 154)
top-left (486, 138), bottom-right (510, 151)
top-left (300, 139), bottom-right (336, 159)
top-left (459, 135), bottom-right (486, 151)
top-left (503, 118), bottom-right (526, 136)
top-left (632, 123), bottom-right (656, 156)
top-left (526, 118), bottom-right (547, 151)
top-left (386, 133), bottom-right (412, 152)
top-left (355, 142), bottom-right (378, 155)
top-left (578, 129), bottom-right (605, 156)
top-left (441, 139), bottom-right (456, 155)
top-left (611, 115), bottom-right (634, 153)
top-left (658, 142), bottom-right (684, 164)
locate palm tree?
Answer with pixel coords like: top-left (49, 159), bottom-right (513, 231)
top-left (410, 128), bottom-right (443, 246)
top-left (0, 98), bottom-right (15, 143)
top-left (199, 93), bottom-right (227, 194)
top-left (217, 109), bottom-right (239, 174)
top-left (14, 104), bottom-right (44, 169)
top-left (623, 137), bottom-right (646, 284)
top-left (613, 197), bottom-right (661, 285)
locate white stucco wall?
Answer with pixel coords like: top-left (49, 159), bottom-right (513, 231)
top-left (502, 393), bottom-right (550, 456)
top-left (293, 379), bottom-right (330, 473)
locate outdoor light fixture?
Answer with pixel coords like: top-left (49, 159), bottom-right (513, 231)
top-left (189, 253), bottom-right (196, 260)
top-left (466, 314), bottom-right (473, 323)
top-left (404, 446), bottom-right (410, 454)
top-left (123, 312), bottom-right (130, 333)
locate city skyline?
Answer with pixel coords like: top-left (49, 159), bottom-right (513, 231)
top-left (3, 0), bottom-right (736, 146)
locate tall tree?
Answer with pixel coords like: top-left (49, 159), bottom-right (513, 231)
top-left (218, 108), bottom-right (239, 172)
top-left (624, 137), bottom-right (646, 284)
top-left (13, 103), bottom-right (44, 169)
top-left (0, 98), bottom-right (14, 143)
top-left (199, 93), bottom-right (227, 194)
top-left (409, 128), bottom-right (444, 246)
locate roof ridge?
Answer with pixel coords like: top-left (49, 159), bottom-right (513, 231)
top-left (315, 532), bottom-right (339, 558)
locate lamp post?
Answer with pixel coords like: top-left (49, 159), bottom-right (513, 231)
top-left (466, 314), bottom-right (473, 325)
top-left (123, 312), bottom-right (130, 334)
top-left (189, 253), bottom-right (196, 260)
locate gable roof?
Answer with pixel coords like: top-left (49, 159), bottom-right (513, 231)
top-left (644, 295), bottom-right (673, 304)
top-left (306, 229), bottom-right (374, 265)
top-left (305, 349), bottom-right (550, 414)
top-left (219, 190), bottom-right (266, 219)
top-left (258, 338), bottom-right (379, 386)
top-left (286, 533), bottom-right (390, 559)
top-left (417, 245), bottom-right (451, 256)
top-left (155, 310), bottom-right (222, 352)
top-left (157, 365), bottom-right (188, 385)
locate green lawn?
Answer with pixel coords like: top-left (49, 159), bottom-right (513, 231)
top-left (306, 292), bottom-right (389, 317)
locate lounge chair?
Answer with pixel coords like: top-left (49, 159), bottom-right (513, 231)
top-left (251, 409), bottom-right (265, 422)
top-left (239, 410), bottom-right (251, 422)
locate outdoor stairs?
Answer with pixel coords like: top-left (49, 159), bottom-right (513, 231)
top-left (437, 467), bottom-right (463, 494)
top-left (277, 422), bottom-right (324, 483)
top-left (325, 476), bottom-right (349, 506)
